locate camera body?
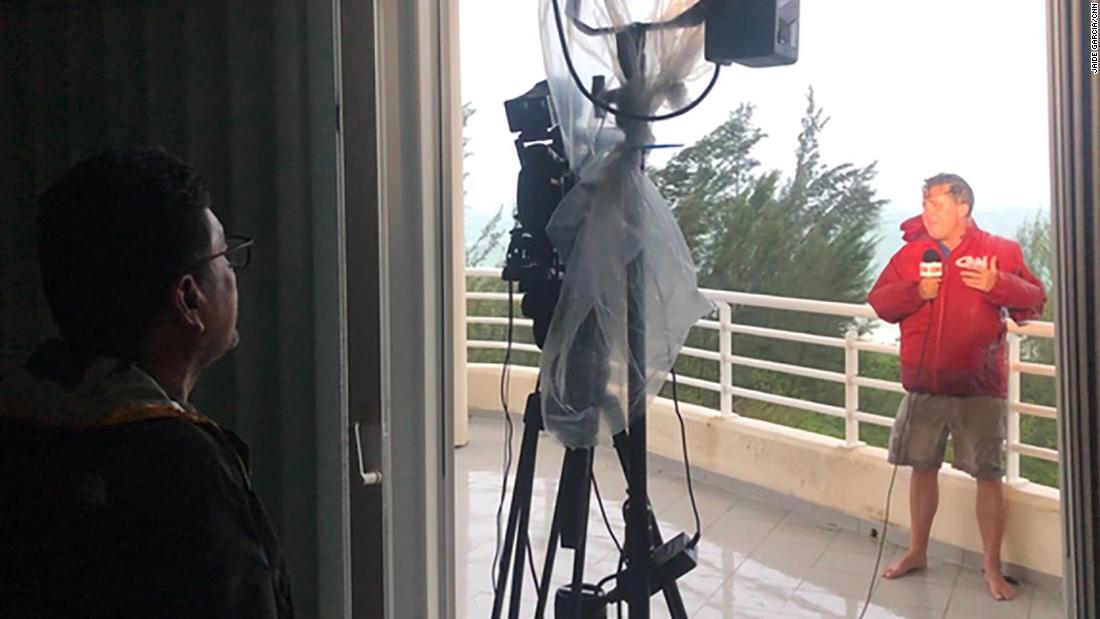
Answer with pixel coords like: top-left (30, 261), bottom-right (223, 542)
top-left (502, 82), bottom-right (575, 348)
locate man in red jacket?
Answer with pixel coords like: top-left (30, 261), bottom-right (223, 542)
top-left (868, 173), bottom-right (1045, 601)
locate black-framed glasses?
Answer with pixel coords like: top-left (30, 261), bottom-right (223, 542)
top-left (187, 234), bottom-right (254, 274)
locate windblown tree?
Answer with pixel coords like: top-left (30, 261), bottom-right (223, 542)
top-left (654, 90), bottom-right (883, 307)
top-left (1015, 212), bottom-right (1058, 487)
top-left (651, 90), bottom-right (887, 423)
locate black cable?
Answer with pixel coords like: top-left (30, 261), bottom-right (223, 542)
top-left (670, 369), bottom-right (703, 547)
top-left (583, 369), bottom-right (705, 616)
top-left (491, 282), bottom-right (517, 593)
top-left (592, 557), bottom-right (629, 619)
top-left (859, 453), bottom-right (902, 618)
top-left (857, 294), bottom-right (935, 618)
top-left (592, 553), bottom-right (630, 618)
top-left (592, 470), bottom-right (627, 618)
top-left (550, 0), bottom-right (722, 123)
top-left (591, 479), bottom-right (628, 619)
top-left (596, 567), bottom-right (624, 592)
top-left (592, 473), bottom-right (624, 556)
top-left (589, 370), bottom-right (703, 598)
top-left (616, 553), bottom-right (625, 619)
top-left (594, 474), bottom-right (629, 593)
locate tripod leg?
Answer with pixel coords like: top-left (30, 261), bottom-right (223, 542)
top-left (491, 395), bottom-right (543, 619)
top-left (533, 462), bottom-right (569, 619)
top-left (506, 475), bottom-right (536, 616)
top-left (611, 432), bottom-right (690, 619)
top-left (624, 242), bottom-right (652, 619)
top-left (567, 448), bottom-right (594, 619)
top-left (661, 578), bottom-right (690, 619)
top-left (534, 490), bottom-right (563, 619)
top-left (506, 434), bottom-right (540, 619)
top-left (490, 471), bottom-right (522, 619)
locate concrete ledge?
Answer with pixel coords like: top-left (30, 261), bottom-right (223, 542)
top-left (466, 363), bottom-right (1064, 580)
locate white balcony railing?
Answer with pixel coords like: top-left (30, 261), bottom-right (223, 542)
top-left (465, 267), bottom-right (1058, 487)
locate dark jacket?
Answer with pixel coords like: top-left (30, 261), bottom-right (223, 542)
top-left (0, 340), bottom-right (293, 619)
top-left (867, 216), bottom-right (1046, 397)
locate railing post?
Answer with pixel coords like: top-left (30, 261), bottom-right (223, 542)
top-left (844, 328), bottom-right (863, 448)
top-left (719, 303), bottom-right (733, 417)
top-left (1006, 333), bottom-right (1022, 484)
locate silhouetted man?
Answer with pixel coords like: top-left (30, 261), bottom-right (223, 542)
top-left (0, 149), bottom-right (293, 618)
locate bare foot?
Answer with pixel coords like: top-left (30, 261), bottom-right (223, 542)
top-left (984, 570), bottom-right (1017, 601)
top-left (881, 552), bottom-right (927, 579)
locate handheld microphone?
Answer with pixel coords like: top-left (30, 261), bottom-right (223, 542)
top-left (920, 249), bottom-right (943, 279)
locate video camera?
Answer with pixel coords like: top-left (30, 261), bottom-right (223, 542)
top-left (502, 81), bottom-right (574, 348)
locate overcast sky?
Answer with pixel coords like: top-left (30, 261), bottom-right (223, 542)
top-left (459, 1), bottom-right (1052, 266)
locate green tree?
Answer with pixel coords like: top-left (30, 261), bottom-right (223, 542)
top-left (1014, 212), bottom-right (1058, 487)
top-left (466, 203), bottom-right (508, 267)
top-left (651, 89), bottom-right (887, 435)
top-left (1015, 212), bottom-right (1052, 305)
top-left (654, 90), bottom-right (882, 307)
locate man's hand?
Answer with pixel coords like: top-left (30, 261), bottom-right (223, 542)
top-left (918, 277), bottom-right (940, 300)
top-left (961, 256), bottom-right (999, 293)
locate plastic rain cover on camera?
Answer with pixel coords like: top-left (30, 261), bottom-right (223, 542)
top-left (536, 0), bottom-right (713, 449)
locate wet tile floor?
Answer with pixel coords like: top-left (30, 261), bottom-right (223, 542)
top-left (456, 414), bottom-right (1064, 618)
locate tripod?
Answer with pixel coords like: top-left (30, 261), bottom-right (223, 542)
top-left (491, 4), bottom-right (716, 615)
top-left (489, 388), bottom-right (691, 619)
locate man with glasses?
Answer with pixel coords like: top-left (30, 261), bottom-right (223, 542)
top-left (0, 149), bottom-right (291, 618)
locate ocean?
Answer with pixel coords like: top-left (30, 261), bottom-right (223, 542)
top-left (468, 204), bottom-right (1049, 274)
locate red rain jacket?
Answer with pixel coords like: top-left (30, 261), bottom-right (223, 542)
top-left (868, 216), bottom-right (1046, 397)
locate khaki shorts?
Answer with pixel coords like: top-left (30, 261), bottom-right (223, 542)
top-left (887, 393), bottom-right (1007, 481)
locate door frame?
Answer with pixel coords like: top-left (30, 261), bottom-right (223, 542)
top-left (342, 0), bottom-right (458, 617)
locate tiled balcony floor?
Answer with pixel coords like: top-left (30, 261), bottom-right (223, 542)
top-left (456, 414), bottom-right (1064, 619)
